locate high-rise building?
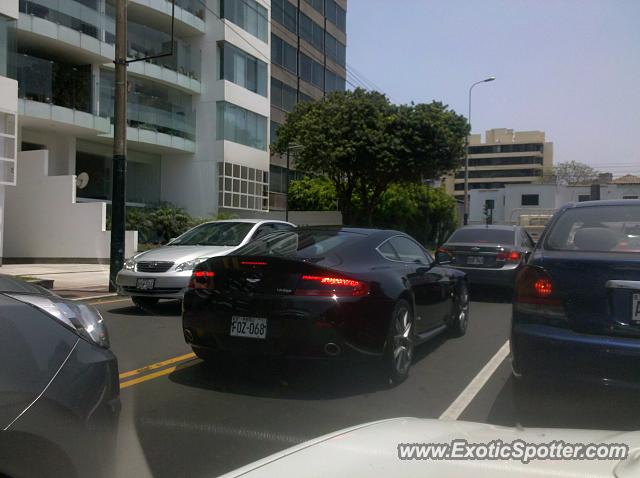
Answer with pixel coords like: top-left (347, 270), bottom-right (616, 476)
top-left (444, 128), bottom-right (554, 200)
top-left (268, 0), bottom-right (347, 211)
top-left (0, 0), bottom-right (18, 263)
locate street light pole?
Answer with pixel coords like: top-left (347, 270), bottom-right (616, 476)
top-left (463, 76), bottom-right (495, 226)
top-left (109, 0), bottom-right (128, 291)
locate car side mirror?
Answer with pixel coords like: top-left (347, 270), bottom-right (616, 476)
top-left (434, 251), bottom-right (452, 265)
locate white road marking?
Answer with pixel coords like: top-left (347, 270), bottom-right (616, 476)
top-left (439, 340), bottom-right (510, 421)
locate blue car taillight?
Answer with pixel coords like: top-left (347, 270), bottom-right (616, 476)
top-left (514, 265), bottom-right (567, 325)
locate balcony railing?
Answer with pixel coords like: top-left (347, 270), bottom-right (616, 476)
top-left (15, 53), bottom-right (94, 114)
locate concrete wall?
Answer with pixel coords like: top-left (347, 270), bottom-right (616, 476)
top-left (3, 150), bottom-right (137, 262)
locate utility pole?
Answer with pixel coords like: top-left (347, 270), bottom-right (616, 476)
top-left (109, 0), bottom-right (128, 291)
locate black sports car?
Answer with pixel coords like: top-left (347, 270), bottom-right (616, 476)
top-left (182, 227), bottom-right (469, 383)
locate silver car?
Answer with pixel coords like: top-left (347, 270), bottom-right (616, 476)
top-left (116, 219), bottom-right (295, 308)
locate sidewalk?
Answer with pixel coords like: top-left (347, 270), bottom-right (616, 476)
top-left (0, 263), bottom-right (112, 299)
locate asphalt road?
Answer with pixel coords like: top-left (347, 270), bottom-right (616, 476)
top-left (92, 294), bottom-right (640, 478)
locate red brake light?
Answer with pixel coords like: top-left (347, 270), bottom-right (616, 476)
top-left (515, 266), bottom-right (559, 305)
top-left (188, 270), bottom-right (215, 290)
top-left (295, 274), bottom-right (369, 297)
top-left (497, 250), bottom-right (521, 262)
top-left (240, 261), bottom-right (268, 266)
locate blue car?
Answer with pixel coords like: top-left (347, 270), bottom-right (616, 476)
top-left (511, 199), bottom-right (640, 388)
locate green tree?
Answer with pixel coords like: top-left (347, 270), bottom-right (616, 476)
top-left (553, 161), bottom-right (600, 185)
top-left (374, 184), bottom-right (457, 247)
top-left (273, 88), bottom-right (468, 225)
top-left (288, 177), bottom-right (337, 211)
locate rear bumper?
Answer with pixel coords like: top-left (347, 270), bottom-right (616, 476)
top-left (182, 293), bottom-right (395, 359)
top-left (116, 269), bottom-right (190, 299)
top-left (511, 321), bottom-right (640, 389)
top-left (450, 264), bottom-right (520, 288)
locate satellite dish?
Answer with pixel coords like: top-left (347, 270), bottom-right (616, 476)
top-left (76, 172), bottom-right (90, 189)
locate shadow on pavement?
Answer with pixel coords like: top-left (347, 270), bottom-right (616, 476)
top-left (169, 333), bottom-right (449, 400)
top-left (469, 285), bottom-right (513, 303)
top-left (486, 377), bottom-right (640, 431)
top-left (106, 300), bottom-right (182, 317)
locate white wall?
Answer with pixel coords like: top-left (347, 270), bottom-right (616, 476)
top-left (4, 151), bottom-right (137, 261)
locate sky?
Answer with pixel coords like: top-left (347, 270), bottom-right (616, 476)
top-left (346, 0), bottom-right (640, 176)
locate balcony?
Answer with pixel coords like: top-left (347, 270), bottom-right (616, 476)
top-left (15, 53), bottom-right (110, 133)
top-left (128, 0), bottom-right (205, 36)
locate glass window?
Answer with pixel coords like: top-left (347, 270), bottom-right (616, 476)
top-left (172, 221), bottom-right (255, 246)
top-left (299, 53), bottom-right (324, 89)
top-left (578, 194), bottom-right (591, 202)
top-left (219, 42), bottom-right (267, 96)
top-left (447, 228), bottom-right (516, 245)
top-left (389, 236), bottom-right (430, 264)
top-left (0, 15), bottom-right (16, 77)
top-left (236, 230), bottom-right (367, 258)
top-left (377, 241), bottom-right (400, 261)
top-left (270, 121), bottom-right (281, 145)
top-left (521, 194), bottom-right (540, 206)
top-left (221, 0), bottom-right (268, 42)
top-left (325, 69), bottom-right (346, 92)
top-left (325, 0), bottom-right (346, 32)
top-left (545, 205), bottom-right (640, 253)
top-left (307, 0), bottom-right (323, 14)
top-left (325, 32), bottom-right (345, 66)
top-left (271, 78), bottom-right (297, 112)
top-left (272, 0), bottom-right (297, 33)
top-left (216, 101), bottom-right (268, 150)
top-left (300, 13), bottom-right (323, 51)
top-left (272, 34), bottom-right (298, 74)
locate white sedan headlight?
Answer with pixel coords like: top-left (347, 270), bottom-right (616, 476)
top-left (123, 258), bottom-right (136, 271)
top-left (175, 257), bottom-right (209, 272)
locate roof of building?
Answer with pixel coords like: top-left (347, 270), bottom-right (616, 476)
top-left (610, 174), bottom-right (640, 185)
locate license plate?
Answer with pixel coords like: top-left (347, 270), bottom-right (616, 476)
top-left (136, 278), bottom-right (155, 290)
top-left (467, 256), bottom-right (484, 265)
top-left (230, 316), bottom-right (267, 339)
top-left (633, 293), bottom-right (640, 323)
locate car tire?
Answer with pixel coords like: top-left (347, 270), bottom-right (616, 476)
top-left (448, 281), bottom-right (470, 337)
top-left (132, 297), bottom-right (159, 311)
top-left (382, 299), bottom-right (414, 386)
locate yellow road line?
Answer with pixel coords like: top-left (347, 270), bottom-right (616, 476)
top-left (119, 352), bottom-right (196, 379)
top-left (119, 359), bottom-right (198, 389)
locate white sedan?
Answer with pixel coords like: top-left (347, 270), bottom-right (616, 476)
top-left (116, 219), bottom-right (295, 309)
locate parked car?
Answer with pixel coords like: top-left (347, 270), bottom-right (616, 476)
top-left (219, 417), bottom-right (637, 478)
top-left (116, 219), bottom-right (296, 309)
top-left (438, 224), bottom-right (535, 291)
top-left (511, 200), bottom-right (640, 388)
top-left (182, 227), bottom-right (469, 384)
top-left (0, 275), bottom-right (119, 478)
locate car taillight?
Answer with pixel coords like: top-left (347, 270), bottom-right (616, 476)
top-left (515, 266), bottom-right (559, 305)
top-left (188, 270), bottom-right (215, 290)
top-left (497, 250), bottom-right (521, 263)
top-left (294, 274), bottom-right (369, 297)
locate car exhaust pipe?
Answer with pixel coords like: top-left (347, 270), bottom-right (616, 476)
top-left (183, 328), bottom-right (194, 343)
top-left (324, 342), bottom-right (341, 357)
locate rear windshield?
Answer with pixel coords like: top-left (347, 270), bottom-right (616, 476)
top-left (447, 228), bottom-right (515, 245)
top-left (233, 230), bottom-right (366, 259)
top-left (545, 204), bottom-right (640, 253)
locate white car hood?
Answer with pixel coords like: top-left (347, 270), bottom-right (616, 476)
top-left (220, 418), bottom-right (640, 478)
top-left (132, 245), bottom-right (239, 264)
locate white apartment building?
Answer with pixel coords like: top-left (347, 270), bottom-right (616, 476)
top-left (0, 0), bottom-right (19, 264)
top-left (1, 0), bottom-right (274, 261)
top-left (468, 181), bottom-right (640, 225)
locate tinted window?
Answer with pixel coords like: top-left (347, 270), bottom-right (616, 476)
top-left (545, 205), bottom-right (640, 253)
top-left (448, 228), bottom-right (515, 245)
top-left (377, 240), bottom-right (399, 261)
top-left (235, 230), bottom-right (366, 258)
top-left (388, 236), bottom-right (430, 265)
top-left (170, 222), bottom-right (254, 246)
top-left (521, 194), bottom-right (540, 206)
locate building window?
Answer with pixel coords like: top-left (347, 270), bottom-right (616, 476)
top-left (299, 53), bottom-right (324, 89)
top-left (521, 194), bottom-right (540, 206)
top-left (0, 110), bottom-right (16, 185)
top-left (325, 69), bottom-right (346, 92)
top-left (271, 34), bottom-right (298, 74)
top-left (219, 42), bottom-right (267, 96)
top-left (271, 0), bottom-right (297, 34)
top-left (454, 168), bottom-right (543, 179)
top-left (468, 156), bottom-right (544, 167)
top-left (271, 78), bottom-right (297, 112)
top-left (270, 120), bottom-right (281, 145)
top-left (0, 15), bottom-right (16, 78)
top-left (325, 0), bottom-right (346, 32)
top-left (623, 195), bottom-right (639, 200)
top-left (299, 13), bottom-right (324, 52)
top-left (469, 143), bottom-right (544, 154)
top-left (484, 199), bottom-right (495, 210)
top-left (269, 164), bottom-right (306, 193)
top-left (219, 161), bottom-right (269, 211)
top-left (216, 101), bottom-right (268, 150)
top-left (578, 194), bottom-right (591, 202)
top-left (221, 0), bottom-right (268, 42)
top-left (325, 32), bottom-right (345, 67)
top-left (307, 0), bottom-right (324, 14)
